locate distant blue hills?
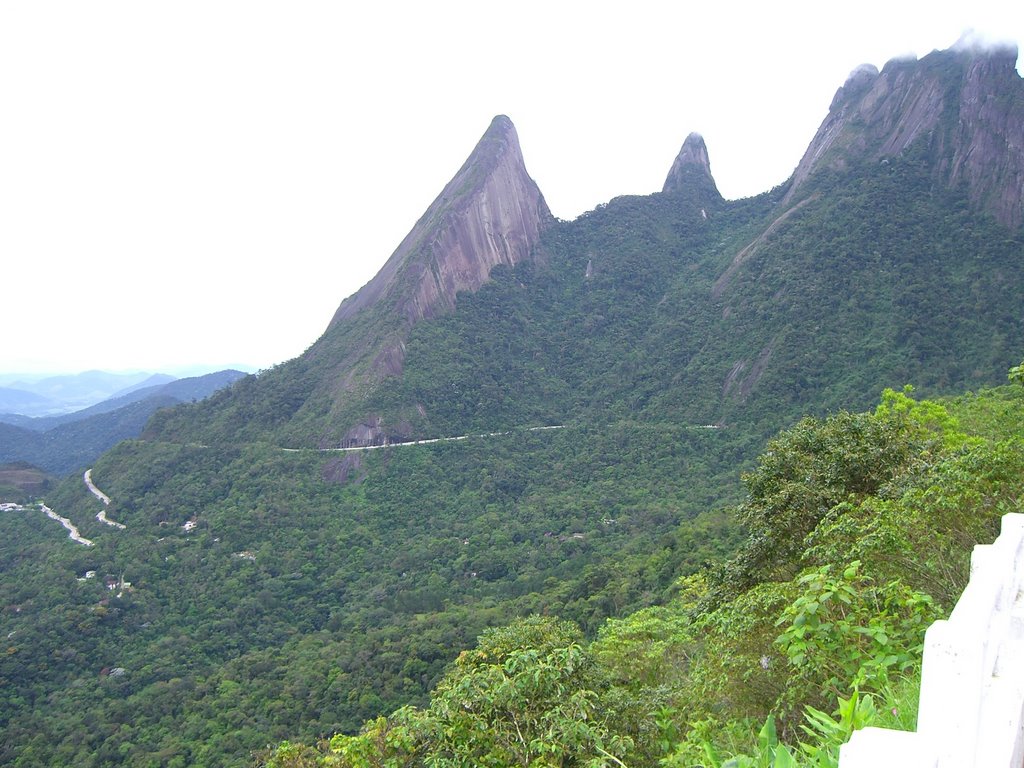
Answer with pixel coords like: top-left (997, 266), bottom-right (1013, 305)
top-left (0, 369), bottom-right (247, 475)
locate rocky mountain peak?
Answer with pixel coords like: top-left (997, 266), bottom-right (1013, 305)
top-left (785, 42), bottom-right (1024, 228)
top-left (329, 115), bottom-right (553, 328)
top-left (828, 63), bottom-right (880, 110)
top-left (663, 132), bottom-right (722, 202)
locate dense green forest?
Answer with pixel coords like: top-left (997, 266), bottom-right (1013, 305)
top-left (3, 53), bottom-right (1024, 764)
top-left (0, 419), bottom-right (746, 766)
top-left (257, 384), bottom-right (1024, 767)
top-left (4, 161), bottom-right (1024, 765)
top-left (373, 147), bottom-right (1024, 438)
top-left (3, 381), bottom-right (1022, 766)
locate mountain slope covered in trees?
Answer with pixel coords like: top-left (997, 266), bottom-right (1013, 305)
top-left (261, 384), bottom-right (1024, 767)
top-left (1, 42), bottom-right (1022, 767)
top-left (147, 42), bottom-right (1024, 450)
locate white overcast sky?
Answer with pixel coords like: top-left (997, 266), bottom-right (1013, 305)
top-left (2, 1), bottom-right (1021, 377)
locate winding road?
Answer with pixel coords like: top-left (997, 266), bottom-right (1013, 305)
top-left (8, 423), bottom-right (721, 547)
top-left (84, 469), bottom-right (111, 504)
top-left (281, 425), bottom-right (569, 454)
top-left (84, 469), bottom-right (126, 529)
top-left (40, 503), bottom-right (94, 546)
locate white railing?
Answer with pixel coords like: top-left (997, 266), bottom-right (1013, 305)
top-left (840, 512), bottom-right (1024, 768)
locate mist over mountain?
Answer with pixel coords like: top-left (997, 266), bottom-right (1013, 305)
top-left (0, 370), bottom-right (246, 474)
top-left (1, 42), bottom-right (1022, 767)
top-left (786, 38), bottom-right (1024, 227)
top-left (0, 371), bottom-right (167, 417)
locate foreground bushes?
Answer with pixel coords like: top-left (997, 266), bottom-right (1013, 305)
top-left (258, 387), bottom-right (1024, 767)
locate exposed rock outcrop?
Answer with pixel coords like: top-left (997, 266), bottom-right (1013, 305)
top-left (232, 115), bottom-right (556, 447)
top-left (663, 132), bottom-right (723, 207)
top-left (785, 41), bottom-right (1024, 228)
top-left (664, 133), bottom-right (718, 191)
top-left (330, 115), bottom-right (553, 326)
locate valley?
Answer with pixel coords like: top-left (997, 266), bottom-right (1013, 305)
top-left (0, 369), bottom-right (246, 476)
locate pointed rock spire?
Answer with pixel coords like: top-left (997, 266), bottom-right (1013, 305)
top-left (330, 115), bottom-right (553, 327)
top-left (663, 132), bottom-right (722, 201)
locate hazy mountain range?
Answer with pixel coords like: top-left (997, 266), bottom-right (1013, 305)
top-left (0, 369), bottom-right (247, 475)
top-left (0, 368), bottom-right (253, 418)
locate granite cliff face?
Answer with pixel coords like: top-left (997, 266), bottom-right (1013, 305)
top-left (331, 115), bottom-right (553, 327)
top-left (785, 42), bottom-right (1024, 228)
top-left (662, 132), bottom-right (723, 210)
top-left (287, 115), bottom-right (553, 445)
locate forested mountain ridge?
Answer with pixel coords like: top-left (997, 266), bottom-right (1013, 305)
top-left (2, 42), bottom-right (1024, 767)
top-left (148, 42), bottom-right (1023, 452)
